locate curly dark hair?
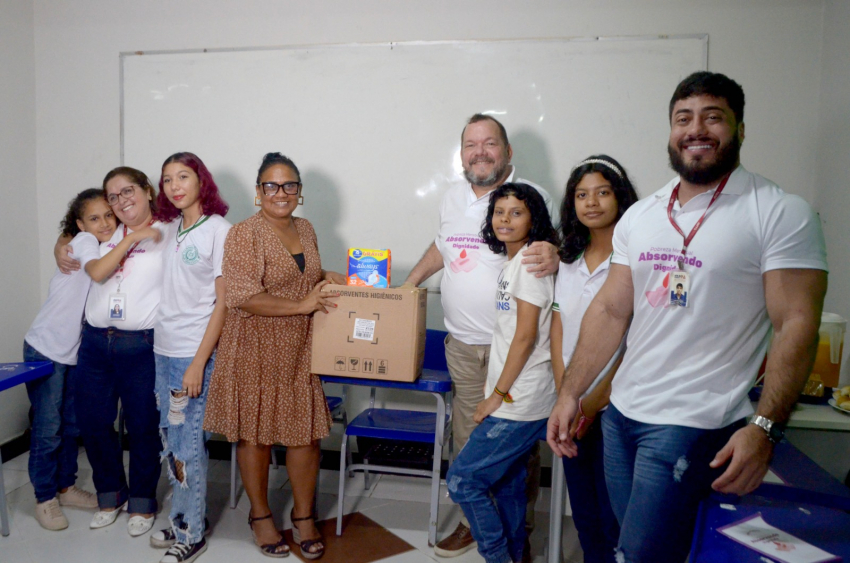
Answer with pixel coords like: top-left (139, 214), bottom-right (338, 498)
top-left (558, 155), bottom-right (639, 264)
top-left (59, 188), bottom-right (108, 237)
top-left (481, 182), bottom-right (558, 255)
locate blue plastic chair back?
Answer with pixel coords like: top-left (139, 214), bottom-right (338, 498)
top-left (423, 329), bottom-right (449, 372)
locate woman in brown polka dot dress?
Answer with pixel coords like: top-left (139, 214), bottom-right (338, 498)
top-left (204, 153), bottom-right (345, 559)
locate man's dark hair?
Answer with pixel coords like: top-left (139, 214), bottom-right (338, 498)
top-left (669, 72), bottom-right (745, 124)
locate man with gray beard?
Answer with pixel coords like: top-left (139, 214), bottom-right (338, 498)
top-left (405, 114), bottom-right (558, 558)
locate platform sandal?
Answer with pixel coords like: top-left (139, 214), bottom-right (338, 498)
top-left (290, 509), bottom-right (325, 560)
top-left (248, 513), bottom-right (290, 558)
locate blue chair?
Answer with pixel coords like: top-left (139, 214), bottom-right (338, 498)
top-left (329, 328), bottom-right (452, 546)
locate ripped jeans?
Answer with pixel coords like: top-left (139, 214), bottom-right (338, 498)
top-left (446, 416), bottom-right (547, 563)
top-left (154, 353), bottom-right (214, 545)
top-left (601, 404), bottom-right (746, 563)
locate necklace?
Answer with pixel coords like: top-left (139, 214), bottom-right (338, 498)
top-left (175, 214), bottom-right (209, 251)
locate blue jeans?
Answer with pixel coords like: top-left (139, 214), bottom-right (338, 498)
top-left (155, 353), bottom-right (213, 545)
top-left (562, 416), bottom-right (619, 563)
top-left (447, 416), bottom-right (547, 563)
top-left (75, 323), bottom-right (161, 514)
top-left (602, 404), bottom-right (745, 563)
top-left (23, 341), bottom-right (80, 503)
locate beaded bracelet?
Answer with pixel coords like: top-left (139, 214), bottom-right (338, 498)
top-left (494, 387), bottom-right (514, 403)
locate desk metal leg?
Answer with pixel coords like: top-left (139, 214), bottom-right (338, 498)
top-left (547, 457), bottom-right (565, 563)
top-left (428, 392), bottom-right (447, 547)
top-left (0, 449), bottom-right (10, 536)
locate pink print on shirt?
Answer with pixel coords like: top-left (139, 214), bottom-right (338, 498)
top-left (450, 248), bottom-right (481, 273)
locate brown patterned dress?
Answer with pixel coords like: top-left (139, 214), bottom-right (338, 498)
top-left (204, 212), bottom-right (332, 446)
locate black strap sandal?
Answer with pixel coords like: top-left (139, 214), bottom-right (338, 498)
top-left (249, 513), bottom-right (291, 558)
top-left (290, 509), bottom-right (325, 560)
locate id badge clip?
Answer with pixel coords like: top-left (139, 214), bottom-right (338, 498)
top-left (109, 293), bottom-right (127, 321)
top-left (669, 270), bottom-right (689, 308)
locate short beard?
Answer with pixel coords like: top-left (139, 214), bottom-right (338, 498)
top-left (668, 135), bottom-right (740, 186)
top-left (464, 160), bottom-right (509, 188)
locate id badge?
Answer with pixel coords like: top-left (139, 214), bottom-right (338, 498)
top-left (109, 293), bottom-right (127, 321)
top-left (669, 271), bottom-right (690, 308)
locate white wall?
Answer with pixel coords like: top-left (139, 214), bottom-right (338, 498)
top-left (0, 0), bottom-right (38, 444)
top-left (32, 0), bottom-right (829, 290)
top-left (816, 0), bottom-right (850, 329)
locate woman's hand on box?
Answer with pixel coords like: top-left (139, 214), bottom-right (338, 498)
top-left (301, 280), bottom-right (339, 314)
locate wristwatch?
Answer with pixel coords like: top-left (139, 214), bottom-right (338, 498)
top-left (749, 414), bottom-right (785, 444)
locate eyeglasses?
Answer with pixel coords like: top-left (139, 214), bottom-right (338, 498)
top-left (106, 185), bottom-right (138, 206)
top-left (259, 181), bottom-right (302, 196)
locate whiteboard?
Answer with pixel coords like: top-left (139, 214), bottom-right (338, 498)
top-left (121, 36), bottom-right (706, 329)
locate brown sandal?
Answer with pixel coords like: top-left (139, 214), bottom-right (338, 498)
top-left (249, 513), bottom-right (290, 558)
top-left (290, 509), bottom-right (325, 560)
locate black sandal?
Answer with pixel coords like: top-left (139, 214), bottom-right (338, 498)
top-left (290, 509), bottom-right (325, 560)
top-left (249, 513), bottom-right (290, 558)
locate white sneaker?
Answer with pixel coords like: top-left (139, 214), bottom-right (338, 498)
top-left (128, 514), bottom-right (155, 537)
top-left (90, 502), bottom-right (126, 529)
top-left (35, 498), bottom-right (69, 531)
top-left (58, 486), bottom-right (98, 509)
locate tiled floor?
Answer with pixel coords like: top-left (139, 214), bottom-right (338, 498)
top-left (1, 449), bottom-right (584, 563)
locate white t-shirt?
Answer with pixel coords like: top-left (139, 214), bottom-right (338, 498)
top-left (553, 255), bottom-right (625, 401)
top-left (25, 232), bottom-right (101, 365)
top-left (436, 168), bottom-right (553, 345)
top-left (610, 166), bottom-right (828, 429)
top-left (154, 215), bottom-right (231, 357)
top-left (486, 249), bottom-right (555, 421)
top-left (85, 222), bottom-right (169, 331)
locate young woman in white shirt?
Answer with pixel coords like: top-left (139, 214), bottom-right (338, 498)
top-left (24, 188), bottom-right (118, 531)
top-left (446, 182), bottom-right (558, 563)
top-left (550, 155), bottom-right (638, 563)
top-left (147, 152), bottom-right (231, 563)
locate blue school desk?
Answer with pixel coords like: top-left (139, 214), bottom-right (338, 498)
top-left (0, 361), bottom-right (53, 536)
top-left (690, 440), bottom-right (850, 561)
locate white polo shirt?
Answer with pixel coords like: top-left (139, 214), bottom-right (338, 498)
top-left (553, 256), bottom-right (625, 400)
top-left (610, 165), bottom-right (828, 429)
top-left (486, 249), bottom-right (555, 421)
top-left (436, 168), bottom-right (553, 345)
top-left (154, 214), bottom-right (231, 357)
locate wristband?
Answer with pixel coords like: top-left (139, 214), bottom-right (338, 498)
top-left (494, 387), bottom-right (514, 403)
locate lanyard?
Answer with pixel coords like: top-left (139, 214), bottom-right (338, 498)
top-left (666, 173), bottom-right (731, 269)
top-left (117, 219), bottom-right (155, 274)
top-left (176, 214), bottom-right (209, 246)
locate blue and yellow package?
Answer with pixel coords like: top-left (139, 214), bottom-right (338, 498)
top-left (347, 248), bottom-right (391, 288)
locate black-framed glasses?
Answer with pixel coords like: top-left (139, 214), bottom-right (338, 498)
top-left (106, 185), bottom-right (138, 206)
top-left (259, 181), bottom-right (302, 196)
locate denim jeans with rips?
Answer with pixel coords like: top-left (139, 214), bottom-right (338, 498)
top-left (23, 340), bottom-right (80, 503)
top-left (155, 353), bottom-right (213, 545)
top-left (447, 416), bottom-right (547, 563)
top-left (601, 404), bottom-right (745, 563)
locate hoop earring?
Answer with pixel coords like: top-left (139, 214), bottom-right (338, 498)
top-left (254, 196), bottom-right (261, 206)
top-left (298, 195), bottom-right (304, 205)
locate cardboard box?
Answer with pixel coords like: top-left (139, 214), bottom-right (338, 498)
top-left (311, 285), bottom-right (427, 382)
